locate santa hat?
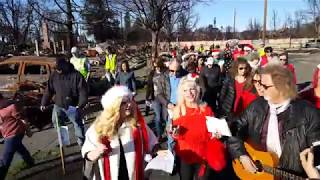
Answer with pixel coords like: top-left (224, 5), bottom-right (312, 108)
top-left (244, 46), bottom-right (252, 51)
top-left (101, 86), bottom-right (133, 109)
top-left (211, 51), bottom-right (220, 56)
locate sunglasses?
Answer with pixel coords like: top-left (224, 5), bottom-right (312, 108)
top-left (279, 59), bottom-right (287, 61)
top-left (260, 83), bottom-right (274, 90)
top-left (253, 79), bottom-right (261, 84)
top-left (169, 69), bottom-right (178, 73)
top-left (238, 67), bottom-right (247, 70)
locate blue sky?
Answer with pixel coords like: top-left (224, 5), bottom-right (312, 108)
top-left (194, 0), bottom-right (308, 31)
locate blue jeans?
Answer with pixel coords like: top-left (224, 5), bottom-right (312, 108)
top-left (166, 116), bottom-right (175, 153)
top-left (0, 134), bottom-right (34, 180)
top-left (52, 105), bottom-right (85, 146)
top-left (152, 100), bottom-right (167, 138)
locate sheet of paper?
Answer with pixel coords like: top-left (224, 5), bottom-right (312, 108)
top-left (58, 126), bottom-right (71, 146)
top-left (206, 116), bottom-right (232, 137)
top-left (144, 150), bottom-right (175, 174)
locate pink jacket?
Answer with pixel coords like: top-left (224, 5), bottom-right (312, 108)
top-left (0, 100), bottom-right (26, 138)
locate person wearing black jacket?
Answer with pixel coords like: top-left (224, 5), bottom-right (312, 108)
top-left (227, 65), bottom-right (320, 178)
top-left (41, 58), bottom-right (88, 146)
top-left (219, 58), bottom-right (252, 117)
top-left (199, 57), bottom-right (221, 112)
top-left (146, 60), bottom-right (167, 138)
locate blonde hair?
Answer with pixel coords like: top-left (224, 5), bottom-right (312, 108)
top-left (94, 96), bottom-right (137, 140)
top-left (173, 76), bottom-right (204, 119)
top-left (261, 64), bottom-right (297, 99)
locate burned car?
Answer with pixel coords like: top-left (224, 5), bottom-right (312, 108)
top-left (0, 56), bottom-right (56, 130)
top-left (0, 56), bottom-right (104, 130)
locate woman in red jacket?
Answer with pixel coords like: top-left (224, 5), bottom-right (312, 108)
top-left (171, 76), bottom-right (227, 180)
top-left (241, 69), bottom-right (265, 110)
top-left (0, 93), bottom-right (34, 180)
top-left (300, 66), bottom-right (320, 109)
top-left (279, 52), bottom-right (297, 84)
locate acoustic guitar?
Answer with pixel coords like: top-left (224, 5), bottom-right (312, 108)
top-left (232, 142), bottom-right (305, 180)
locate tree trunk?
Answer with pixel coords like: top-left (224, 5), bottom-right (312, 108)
top-left (151, 30), bottom-right (159, 67)
top-left (66, 0), bottom-right (74, 52)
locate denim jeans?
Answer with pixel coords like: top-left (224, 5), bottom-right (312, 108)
top-left (152, 100), bottom-right (167, 138)
top-left (166, 116), bottom-right (175, 153)
top-left (52, 105), bottom-right (85, 146)
top-left (0, 134), bottom-right (34, 180)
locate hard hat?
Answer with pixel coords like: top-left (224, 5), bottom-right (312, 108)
top-left (71, 47), bottom-right (78, 54)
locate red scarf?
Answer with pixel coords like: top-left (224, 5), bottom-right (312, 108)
top-left (101, 109), bottom-right (149, 180)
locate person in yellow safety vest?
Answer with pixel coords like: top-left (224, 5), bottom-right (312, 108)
top-left (70, 46), bottom-right (90, 80)
top-left (105, 46), bottom-right (117, 76)
top-left (258, 43), bottom-right (266, 57)
top-left (198, 44), bottom-right (205, 54)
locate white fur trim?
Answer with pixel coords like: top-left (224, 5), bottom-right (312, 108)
top-left (101, 86), bottom-right (133, 109)
top-left (82, 123), bottom-right (158, 180)
top-left (317, 64), bottom-right (320, 69)
top-left (211, 51), bottom-right (219, 56)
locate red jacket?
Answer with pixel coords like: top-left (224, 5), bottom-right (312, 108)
top-left (241, 90), bottom-right (258, 111)
top-left (0, 99), bottom-right (26, 138)
top-left (285, 64), bottom-right (297, 84)
top-left (173, 105), bottom-right (226, 171)
top-left (260, 55), bottom-right (268, 66)
top-left (300, 88), bottom-right (320, 109)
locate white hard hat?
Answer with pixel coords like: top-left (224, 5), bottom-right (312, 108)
top-left (71, 47), bottom-right (78, 54)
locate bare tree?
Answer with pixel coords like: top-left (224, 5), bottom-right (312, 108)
top-left (271, 9), bottom-right (279, 33)
top-left (305, 0), bottom-right (320, 38)
top-left (115, 0), bottom-right (211, 64)
top-left (0, 0), bottom-right (34, 49)
top-left (28, 0), bottom-right (80, 50)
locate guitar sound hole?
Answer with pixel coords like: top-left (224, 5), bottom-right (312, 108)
top-left (254, 160), bottom-right (263, 172)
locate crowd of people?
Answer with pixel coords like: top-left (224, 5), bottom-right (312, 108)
top-left (0, 42), bottom-right (320, 180)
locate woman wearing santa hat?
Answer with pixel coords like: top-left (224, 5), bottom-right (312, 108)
top-left (82, 86), bottom-right (158, 180)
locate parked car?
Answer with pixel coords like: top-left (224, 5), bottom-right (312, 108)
top-left (304, 39), bottom-right (320, 48)
top-left (0, 56), bottom-right (56, 95)
top-left (0, 56), bottom-right (104, 130)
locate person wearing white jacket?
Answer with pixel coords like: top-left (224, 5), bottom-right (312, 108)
top-left (82, 86), bottom-right (158, 180)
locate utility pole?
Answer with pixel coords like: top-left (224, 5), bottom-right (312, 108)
top-left (233, 8), bottom-right (236, 38)
top-left (263, 0), bottom-right (268, 44)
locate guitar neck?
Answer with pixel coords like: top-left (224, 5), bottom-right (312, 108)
top-left (262, 165), bottom-right (305, 180)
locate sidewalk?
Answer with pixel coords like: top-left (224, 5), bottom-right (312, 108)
top-left (0, 86), bottom-right (156, 179)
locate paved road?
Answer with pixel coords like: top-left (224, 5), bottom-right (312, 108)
top-left (290, 53), bottom-right (320, 83)
top-left (2, 53), bottom-right (320, 179)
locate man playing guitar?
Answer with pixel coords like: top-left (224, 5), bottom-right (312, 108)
top-left (227, 64), bottom-right (320, 178)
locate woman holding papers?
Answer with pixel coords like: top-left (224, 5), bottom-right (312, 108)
top-left (82, 86), bottom-right (158, 180)
top-left (171, 76), bottom-right (227, 180)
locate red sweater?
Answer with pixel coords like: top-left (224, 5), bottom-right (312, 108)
top-left (241, 90), bottom-right (258, 110)
top-left (0, 100), bottom-right (26, 138)
top-left (285, 64), bottom-right (297, 84)
top-left (300, 88), bottom-right (320, 109)
top-left (173, 105), bottom-right (226, 171)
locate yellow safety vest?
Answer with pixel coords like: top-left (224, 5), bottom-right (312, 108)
top-left (198, 47), bottom-right (205, 53)
top-left (105, 53), bottom-right (117, 72)
top-left (70, 57), bottom-right (89, 79)
top-left (258, 48), bottom-right (265, 57)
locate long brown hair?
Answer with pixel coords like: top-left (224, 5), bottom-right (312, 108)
top-left (229, 57), bottom-right (252, 79)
